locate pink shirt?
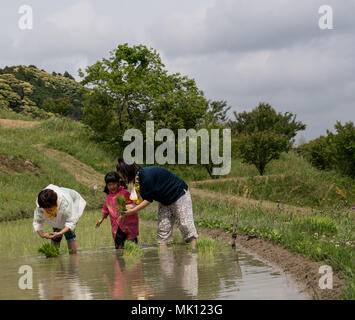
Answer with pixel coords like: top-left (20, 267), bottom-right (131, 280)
top-left (102, 186), bottom-right (139, 241)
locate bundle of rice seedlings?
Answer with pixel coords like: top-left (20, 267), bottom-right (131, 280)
top-left (38, 242), bottom-right (60, 258)
top-left (123, 241), bottom-right (143, 257)
top-left (116, 195), bottom-right (127, 211)
top-left (196, 237), bottom-right (217, 254)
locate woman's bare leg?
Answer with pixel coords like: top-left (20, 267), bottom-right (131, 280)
top-left (68, 240), bottom-right (78, 254)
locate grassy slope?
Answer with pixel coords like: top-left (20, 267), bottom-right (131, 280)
top-left (0, 110), bottom-right (108, 221)
top-left (197, 153), bottom-right (355, 210)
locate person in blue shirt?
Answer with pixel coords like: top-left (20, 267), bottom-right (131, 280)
top-left (116, 158), bottom-right (198, 249)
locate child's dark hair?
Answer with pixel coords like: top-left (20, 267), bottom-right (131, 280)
top-left (104, 171), bottom-right (126, 194)
top-left (116, 158), bottom-right (141, 183)
top-left (37, 189), bottom-right (57, 209)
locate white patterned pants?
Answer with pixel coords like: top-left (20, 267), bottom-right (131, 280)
top-left (157, 190), bottom-right (198, 244)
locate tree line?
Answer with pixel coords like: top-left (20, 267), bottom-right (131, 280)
top-left (1, 44), bottom-right (353, 178)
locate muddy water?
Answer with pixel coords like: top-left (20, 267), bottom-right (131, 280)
top-left (0, 246), bottom-right (308, 300)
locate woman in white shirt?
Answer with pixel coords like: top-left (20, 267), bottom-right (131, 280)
top-left (33, 184), bottom-right (86, 254)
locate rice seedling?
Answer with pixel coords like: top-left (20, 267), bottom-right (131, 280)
top-left (123, 241), bottom-right (143, 257)
top-left (38, 242), bottom-right (60, 258)
top-left (196, 237), bottom-right (217, 254)
top-left (116, 195), bottom-right (127, 211)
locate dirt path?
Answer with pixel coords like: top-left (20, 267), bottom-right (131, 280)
top-left (190, 174), bottom-right (282, 186)
top-left (30, 145), bottom-right (347, 299)
top-left (189, 184), bottom-right (317, 217)
top-left (35, 144), bottom-right (105, 189)
top-left (0, 118), bottom-right (40, 129)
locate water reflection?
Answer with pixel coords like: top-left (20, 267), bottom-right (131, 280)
top-left (0, 245), bottom-right (307, 300)
top-left (157, 246), bottom-right (199, 298)
top-left (37, 255), bottom-right (93, 300)
top-left (102, 252), bottom-right (153, 300)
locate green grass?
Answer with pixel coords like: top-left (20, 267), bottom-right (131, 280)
top-left (291, 216), bottom-right (338, 237)
top-left (38, 242), bottom-right (60, 258)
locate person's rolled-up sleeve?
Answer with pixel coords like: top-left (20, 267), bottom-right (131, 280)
top-left (33, 207), bottom-right (45, 232)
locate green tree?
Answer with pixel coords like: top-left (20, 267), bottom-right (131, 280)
top-left (42, 97), bottom-right (73, 116)
top-left (79, 43), bottom-right (208, 152)
top-left (299, 121), bottom-right (355, 178)
top-left (235, 131), bottom-right (291, 175)
top-left (327, 121), bottom-right (355, 177)
top-left (232, 103), bottom-right (306, 175)
top-left (63, 71), bottom-right (75, 80)
top-left (298, 135), bottom-right (335, 170)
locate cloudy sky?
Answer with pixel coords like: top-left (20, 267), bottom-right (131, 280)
top-left (1, 0), bottom-right (354, 141)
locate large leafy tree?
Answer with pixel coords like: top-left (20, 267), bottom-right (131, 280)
top-left (79, 44), bottom-right (208, 152)
top-left (231, 103), bottom-right (306, 175)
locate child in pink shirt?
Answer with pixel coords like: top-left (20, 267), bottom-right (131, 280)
top-left (95, 172), bottom-right (139, 249)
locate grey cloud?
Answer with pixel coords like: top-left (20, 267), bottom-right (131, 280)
top-left (0, 0), bottom-right (354, 141)
top-left (150, 0), bottom-right (355, 57)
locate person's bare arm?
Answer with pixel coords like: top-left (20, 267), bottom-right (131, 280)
top-left (50, 227), bottom-right (71, 239)
top-left (120, 200), bottom-right (151, 216)
top-left (95, 214), bottom-right (108, 228)
top-left (37, 230), bottom-right (51, 239)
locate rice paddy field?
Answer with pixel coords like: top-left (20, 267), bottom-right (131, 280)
top-left (0, 112), bottom-right (354, 299)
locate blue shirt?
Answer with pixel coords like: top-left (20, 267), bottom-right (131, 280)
top-left (138, 166), bottom-right (188, 205)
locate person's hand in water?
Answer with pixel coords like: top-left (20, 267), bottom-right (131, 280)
top-left (49, 232), bottom-right (61, 239)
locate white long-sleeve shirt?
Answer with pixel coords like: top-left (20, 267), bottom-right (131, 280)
top-left (33, 184), bottom-right (86, 232)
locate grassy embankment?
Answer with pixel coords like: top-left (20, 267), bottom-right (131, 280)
top-left (0, 110), bottom-right (354, 298)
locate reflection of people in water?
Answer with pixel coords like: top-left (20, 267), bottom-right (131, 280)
top-left (158, 246), bottom-right (198, 299)
top-left (37, 255), bottom-right (93, 300)
top-left (103, 253), bottom-right (152, 300)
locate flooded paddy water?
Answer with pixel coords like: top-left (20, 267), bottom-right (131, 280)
top-left (0, 245), bottom-right (308, 300)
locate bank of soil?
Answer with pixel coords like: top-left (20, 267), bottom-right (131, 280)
top-left (0, 154), bottom-right (39, 174)
top-left (140, 219), bottom-right (346, 300)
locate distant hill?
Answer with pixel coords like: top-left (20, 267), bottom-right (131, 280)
top-left (0, 65), bottom-right (88, 120)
